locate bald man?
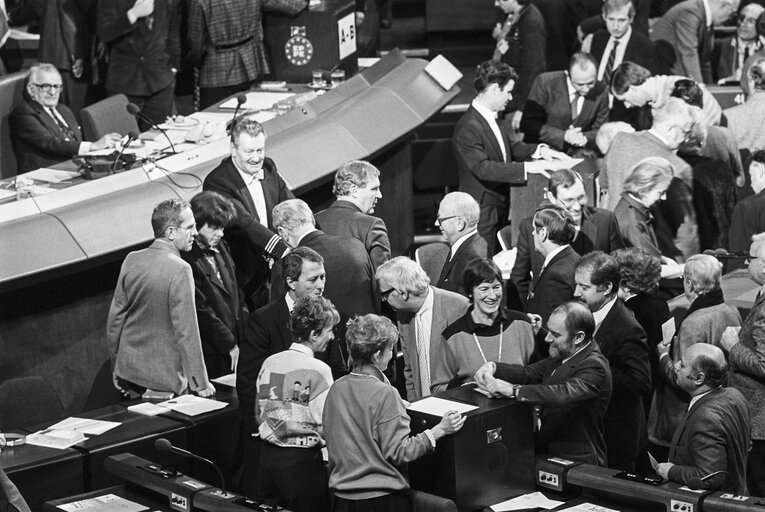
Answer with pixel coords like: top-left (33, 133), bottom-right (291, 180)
top-left (656, 344), bottom-right (750, 494)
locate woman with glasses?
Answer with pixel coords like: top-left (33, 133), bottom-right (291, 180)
top-left (431, 258), bottom-right (535, 393)
top-left (323, 314), bottom-right (465, 512)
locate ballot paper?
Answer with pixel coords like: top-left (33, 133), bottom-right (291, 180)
top-left (48, 417), bottom-right (121, 435)
top-left (57, 493), bottom-right (148, 512)
top-left (406, 397), bottom-right (477, 417)
top-left (661, 318), bottom-right (676, 344)
top-left (219, 92), bottom-right (294, 110)
top-left (490, 492), bottom-right (565, 512)
top-left (26, 429), bottom-right (86, 450)
top-left (127, 402), bottom-right (169, 416)
top-left (211, 373), bottom-right (237, 388)
top-left (555, 502), bottom-right (620, 512)
top-left (157, 394), bottom-right (227, 416)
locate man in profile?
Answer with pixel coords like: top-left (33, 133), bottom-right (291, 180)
top-left (475, 301), bottom-right (612, 466)
top-left (315, 160), bottom-right (391, 270)
top-left (10, 63), bottom-right (121, 174)
top-left (107, 199), bottom-right (215, 397)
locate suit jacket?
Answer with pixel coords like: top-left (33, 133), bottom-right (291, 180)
top-left (668, 387), bottom-right (751, 494)
top-left (0, 465), bottom-right (30, 512)
top-left (595, 298), bottom-right (651, 468)
top-left (315, 199), bottom-right (392, 270)
top-left (495, 341), bottom-right (612, 466)
top-left (203, 156), bottom-right (293, 291)
top-left (107, 239), bottom-right (209, 394)
top-left (453, 105), bottom-right (537, 208)
top-left (498, 3), bottom-right (547, 112)
top-left (436, 232), bottom-right (488, 297)
top-left (10, 97), bottom-right (83, 175)
top-left (590, 28), bottom-right (661, 76)
top-left (96, 0), bottom-right (180, 95)
top-left (181, 239), bottom-right (245, 379)
top-left (511, 209), bottom-right (624, 309)
top-left (724, 93), bottom-right (765, 153)
top-left (712, 36), bottom-right (761, 82)
top-left (521, 71), bottom-right (609, 152)
top-left (650, 0), bottom-right (713, 83)
top-left (237, 296), bottom-right (291, 433)
top-left (624, 293), bottom-right (672, 403)
top-left (729, 189), bottom-right (765, 253)
top-left (397, 286), bottom-right (470, 401)
top-left (729, 291), bottom-right (765, 440)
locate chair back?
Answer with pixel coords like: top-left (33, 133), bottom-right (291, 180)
top-left (415, 242), bottom-right (450, 284)
top-left (0, 70), bottom-right (29, 178)
top-left (80, 93), bottom-right (139, 140)
top-left (0, 376), bottom-right (65, 431)
top-left (497, 225), bottom-right (514, 251)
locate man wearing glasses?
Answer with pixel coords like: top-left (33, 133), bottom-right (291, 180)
top-left (713, 2), bottom-right (765, 83)
top-left (10, 63), bottom-right (121, 175)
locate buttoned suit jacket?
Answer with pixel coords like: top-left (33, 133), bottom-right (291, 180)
top-left (96, 0), bottom-right (181, 95)
top-left (521, 71), bottom-right (610, 152)
top-left (397, 286), bottom-right (470, 401)
top-left (650, 0), bottom-right (713, 83)
top-left (181, 240), bottom-right (245, 379)
top-left (315, 199), bottom-right (392, 270)
top-left (10, 97), bottom-right (83, 175)
top-left (237, 296), bottom-right (291, 433)
top-left (729, 291), bottom-right (765, 440)
top-left (668, 387), bottom-right (751, 494)
top-left (590, 29), bottom-right (661, 76)
top-left (453, 105), bottom-right (537, 208)
top-left (107, 239), bottom-right (209, 394)
top-left (495, 341), bottom-right (612, 466)
top-left (595, 298), bottom-right (652, 468)
top-left (203, 156), bottom-right (293, 291)
top-left (436, 232), bottom-right (488, 297)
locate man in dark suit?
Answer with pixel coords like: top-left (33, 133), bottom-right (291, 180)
top-left (475, 301), bottom-right (612, 466)
top-left (712, 2), bottom-right (764, 82)
top-left (10, 63), bottom-right (120, 175)
top-left (237, 246), bottom-right (326, 496)
top-left (730, 152), bottom-right (765, 253)
top-left (377, 256), bottom-right (469, 401)
top-left (512, 204), bottom-right (581, 326)
top-left (651, 0), bottom-right (739, 83)
top-left (521, 52), bottom-right (610, 154)
top-left (203, 118), bottom-right (293, 310)
top-left (434, 192), bottom-right (488, 297)
top-left (182, 191), bottom-right (245, 379)
top-left (315, 160), bottom-right (391, 270)
top-left (453, 60), bottom-right (570, 254)
top-left (575, 252), bottom-right (651, 471)
top-left (96, 0), bottom-right (181, 128)
top-left (657, 344), bottom-right (750, 494)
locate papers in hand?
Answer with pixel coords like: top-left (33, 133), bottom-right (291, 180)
top-left (490, 492), bottom-right (565, 512)
top-left (157, 395), bottom-right (227, 416)
top-left (648, 451), bottom-right (660, 472)
top-left (661, 318), bottom-right (676, 344)
top-left (406, 397), bottom-right (477, 417)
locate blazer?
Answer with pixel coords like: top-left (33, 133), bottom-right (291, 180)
top-left (724, 93), bottom-right (765, 153)
top-left (729, 189), bottom-right (765, 253)
top-left (203, 156), bottom-right (293, 289)
top-left (453, 105), bottom-right (537, 207)
top-left (436, 232), bottom-right (488, 297)
top-left (96, 0), bottom-right (181, 95)
top-left (614, 193), bottom-right (661, 257)
top-left (315, 199), bottom-right (392, 270)
top-left (181, 240), bottom-right (245, 379)
top-left (10, 97), bottom-right (83, 175)
top-left (237, 296), bottom-right (291, 433)
top-left (590, 28), bottom-right (661, 76)
top-left (650, 0), bottom-right (714, 83)
top-left (514, 244), bottom-right (580, 325)
top-left (624, 293), bottom-right (672, 399)
top-left (712, 36), bottom-right (762, 82)
top-left (107, 239), bottom-right (209, 394)
top-left (729, 291), bottom-right (765, 440)
top-left (668, 387), bottom-right (751, 494)
top-left (495, 341), bottom-right (612, 466)
top-left (521, 71), bottom-right (609, 152)
top-left (595, 298), bottom-right (651, 468)
top-left (498, 3), bottom-right (547, 112)
top-left (397, 286), bottom-right (470, 401)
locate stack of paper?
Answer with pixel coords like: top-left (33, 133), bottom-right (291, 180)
top-left (48, 417), bottom-right (121, 435)
top-left (490, 492), bottom-right (565, 512)
top-left (406, 397), bottom-right (478, 416)
top-left (157, 395), bottom-right (228, 416)
top-left (127, 402), bottom-right (169, 416)
top-left (26, 430), bottom-right (86, 450)
top-left (57, 493), bottom-right (148, 512)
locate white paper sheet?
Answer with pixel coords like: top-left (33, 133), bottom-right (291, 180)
top-left (26, 429), bottom-right (87, 450)
top-left (490, 492), bottom-right (565, 511)
top-left (211, 373), bottom-right (237, 387)
top-left (57, 493), bottom-right (148, 512)
top-left (661, 318), bottom-right (676, 344)
top-left (555, 502), bottom-right (620, 512)
top-left (157, 395), bottom-right (228, 416)
top-left (219, 92), bottom-right (294, 110)
top-left (48, 417), bottom-right (121, 435)
top-left (406, 397), bottom-right (477, 417)
top-left (127, 402), bottom-right (170, 416)
top-left (23, 168), bottom-right (80, 183)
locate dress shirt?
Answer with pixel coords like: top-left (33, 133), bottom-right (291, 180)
top-left (415, 287), bottom-right (435, 395)
top-left (701, 0), bottom-right (712, 28)
top-left (647, 129), bottom-right (672, 148)
top-left (285, 292), bottom-right (296, 313)
top-left (597, 27), bottom-right (632, 81)
top-left (44, 106), bottom-right (92, 154)
top-left (562, 340), bottom-right (593, 365)
top-left (450, 229), bottom-right (479, 258)
top-left (592, 295), bottom-right (618, 331)
top-left (472, 98), bottom-right (507, 162)
top-left (735, 38), bottom-right (760, 73)
top-left (566, 75), bottom-right (584, 119)
top-left (234, 161), bottom-right (268, 227)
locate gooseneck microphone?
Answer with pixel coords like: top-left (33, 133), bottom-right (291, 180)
top-left (112, 130), bottom-right (140, 174)
top-left (226, 94), bottom-right (248, 133)
top-left (126, 103), bottom-right (177, 154)
top-left (154, 438), bottom-right (228, 494)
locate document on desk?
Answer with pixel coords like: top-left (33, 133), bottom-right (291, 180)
top-left (26, 429), bottom-right (87, 449)
top-left (219, 92), bottom-right (294, 110)
top-left (23, 168), bottom-right (80, 183)
top-left (57, 493), bottom-right (148, 512)
top-left (406, 397), bottom-right (478, 417)
top-left (48, 417), bottom-right (121, 435)
top-left (490, 492), bottom-right (565, 511)
top-left (555, 502), bottom-right (620, 512)
top-left (157, 395), bottom-right (228, 416)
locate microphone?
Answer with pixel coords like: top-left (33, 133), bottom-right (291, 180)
top-left (226, 94), bottom-right (248, 133)
top-left (126, 103), bottom-right (177, 154)
top-left (112, 130), bottom-right (140, 174)
top-left (154, 438), bottom-right (228, 495)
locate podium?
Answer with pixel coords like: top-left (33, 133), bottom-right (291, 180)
top-left (264, 0), bottom-right (358, 83)
top-left (407, 385), bottom-right (536, 511)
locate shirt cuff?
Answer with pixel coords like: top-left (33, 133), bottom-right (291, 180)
top-left (424, 429), bottom-right (436, 449)
top-left (531, 144), bottom-right (549, 159)
top-left (78, 142), bottom-right (92, 155)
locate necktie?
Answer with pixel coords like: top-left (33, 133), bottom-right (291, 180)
top-left (415, 315), bottom-right (431, 397)
top-left (602, 39), bottom-right (619, 88)
top-left (49, 108), bottom-right (77, 141)
top-left (570, 93), bottom-right (581, 123)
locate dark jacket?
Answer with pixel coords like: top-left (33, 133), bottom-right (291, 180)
top-left (498, 3), bottom-right (547, 112)
top-left (436, 232), bottom-right (488, 297)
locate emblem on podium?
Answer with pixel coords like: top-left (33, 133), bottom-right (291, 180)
top-left (285, 26), bottom-right (314, 66)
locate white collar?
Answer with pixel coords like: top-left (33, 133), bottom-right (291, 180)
top-left (472, 98), bottom-right (498, 122)
top-left (688, 388), bottom-right (714, 410)
top-left (562, 340), bottom-right (592, 365)
top-left (285, 292), bottom-right (296, 312)
top-left (288, 342), bottom-right (314, 357)
top-left (451, 229), bottom-right (478, 256)
top-left (701, 0), bottom-right (713, 27)
top-left (647, 129), bottom-right (672, 148)
top-left (542, 244), bottom-right (569, 269)
top-left (416, 286), bottom-right (435, 318)
top-left (592, 295), bottom-right (618, 327)
top-left (611, 25), bottom-right (632, 46)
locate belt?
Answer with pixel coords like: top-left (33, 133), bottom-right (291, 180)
top-left (214, 36), bottom-right (254, 51)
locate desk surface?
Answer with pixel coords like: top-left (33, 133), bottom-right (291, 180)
top-left (1, 430), bottom-right (81, 473)
top-left (43, 484), bottom-right (174, 512)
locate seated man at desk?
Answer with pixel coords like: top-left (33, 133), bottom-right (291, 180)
top-left (656, 344), bottom-right (751, 494)
top-left (10, 63), bottom-right (121, 175)
top-left (475, 301), bottom-right (613, 466)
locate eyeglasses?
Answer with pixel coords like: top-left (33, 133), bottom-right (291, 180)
top-left (380, 288), bottom-right (396, 302)
top-left (436, 215), bottom-right (460, 226)
top-left (32, 83), bottom-right (64, 93)
top-left (746, 255), bottom-right (760, 265)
